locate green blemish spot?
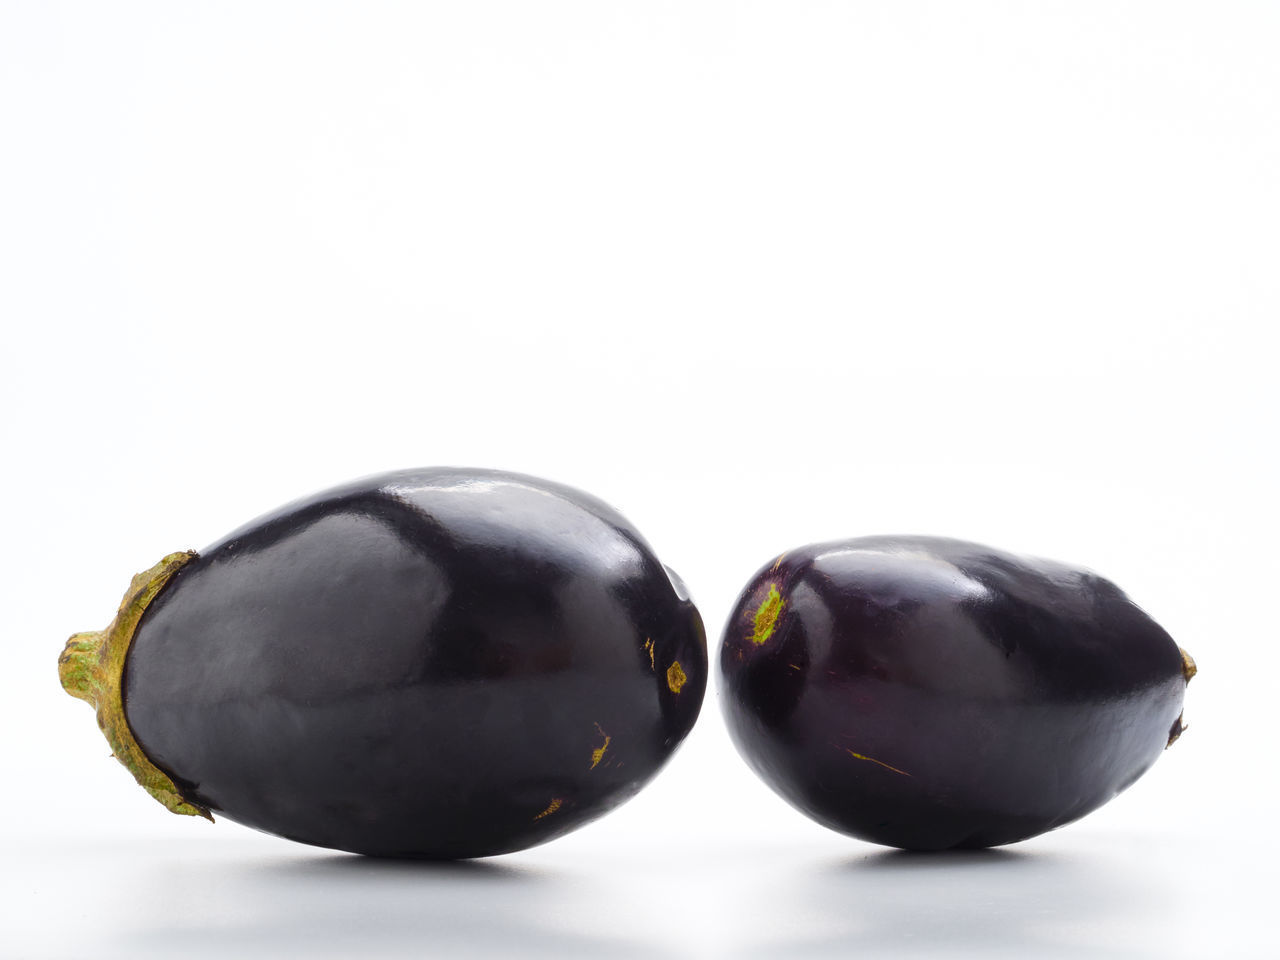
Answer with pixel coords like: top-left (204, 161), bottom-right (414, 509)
top-left (750, 583), bottom-right (785, 646)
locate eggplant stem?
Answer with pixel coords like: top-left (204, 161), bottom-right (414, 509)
top-left (58, 551), bottom-right (213, 821)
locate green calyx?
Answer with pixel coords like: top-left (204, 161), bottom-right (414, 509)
top-left (58, 550), bottom-right (212, 820)
top-left (750, 583), bottom-right (785, 646)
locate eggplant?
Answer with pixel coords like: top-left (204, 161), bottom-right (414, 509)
top-left (59, 468), bottom-right (706, 858)
top-left (719, 536), bottom-right (1194, 850)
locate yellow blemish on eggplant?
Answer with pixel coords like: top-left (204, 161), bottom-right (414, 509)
top-left (750, 583), bottom-right (785, 646)
top-left (590, 723), bottom-right (611, 769)
top-left (644, 638), bottom-right (655, 670)
top-left (788, 663), bottom-right (802, 672)
top-left (533, 798), bottom-right (562, 820)
top-left (771, 552), bottom-right (787, 572)
top-left (845, 749), bottom-right (912, 778)
top-left (667, 660), bottom-right (687, 693)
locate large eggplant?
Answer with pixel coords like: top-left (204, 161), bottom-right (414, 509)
top-left (60, 468), bottom-right (706, 858)
top-left (719, 536), bottom-right (1194, 850)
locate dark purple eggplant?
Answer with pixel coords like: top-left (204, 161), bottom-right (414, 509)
top-left (719, 536), bottom-right (1194, 850)
top-left (59, 468), bottom-right (706, 858)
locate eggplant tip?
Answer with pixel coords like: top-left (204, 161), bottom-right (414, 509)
top-left (1179, 647), bottom-right (1197, 683)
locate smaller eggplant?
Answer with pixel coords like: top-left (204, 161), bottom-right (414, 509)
top-left (60, 468), bottom-right (706, 858)
top-left (719, 536), bottom-right (1194, 850)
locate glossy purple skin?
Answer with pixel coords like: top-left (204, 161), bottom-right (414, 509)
top-left (719, 536), bottom-right (1188, 850)
top-left (124, 468), bottom-right (706, 858)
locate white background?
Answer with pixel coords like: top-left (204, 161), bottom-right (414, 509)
top-left (2, 2), bottom-right (1276, 957)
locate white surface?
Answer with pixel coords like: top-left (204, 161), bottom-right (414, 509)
top-left (2, 2), bottom-right (1276, 957)
top-left (4, 827), bottom-right (1273, 959)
